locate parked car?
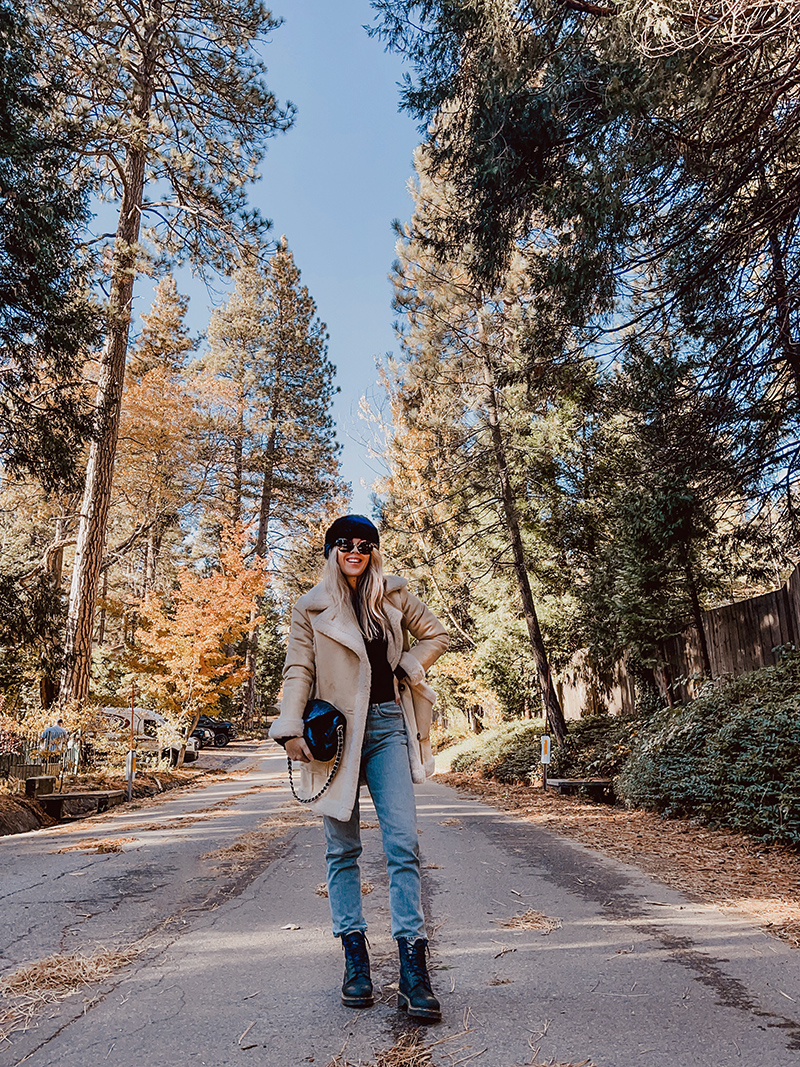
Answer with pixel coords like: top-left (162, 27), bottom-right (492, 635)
top-left (190, 726), bottom-right (216, 748)
top-left (196, 715), bottom-right (236, 747)
top-left (102, 707), bottom-right (199, 764)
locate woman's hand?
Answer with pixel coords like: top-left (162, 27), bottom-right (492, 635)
top-left (285, 736), bottom-right (313, 763)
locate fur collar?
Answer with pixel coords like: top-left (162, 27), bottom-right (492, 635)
top-left (299, 575), bottom-right (407, 668)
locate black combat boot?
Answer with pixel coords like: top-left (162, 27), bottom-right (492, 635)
top-left (341, 931), bottom-right (373, 1008)
top-left (397, 937), bottom-right (441, 1022)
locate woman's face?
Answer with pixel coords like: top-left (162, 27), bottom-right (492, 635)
top-left (337, 541), bottom-right (372, 588)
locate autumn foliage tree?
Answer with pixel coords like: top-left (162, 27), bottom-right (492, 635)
top-left (131, 524), bottom-right (266, 762)
top-left (109, 277), bottom-right (197, 600)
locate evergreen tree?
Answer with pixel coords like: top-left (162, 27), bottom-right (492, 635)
top-left (203, 241), bottom-right (344, 720)
top-left (50, 0), bottom-right (295, 704)
top-left (0, 2), bottom-right (98, 491)
top-left (385, 152), bottom-right (569, 741)
top-left (371, 1), bottom-right (800, 532)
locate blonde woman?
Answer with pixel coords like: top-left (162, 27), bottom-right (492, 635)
top-left (270, 515), bottom-right (449, 1021)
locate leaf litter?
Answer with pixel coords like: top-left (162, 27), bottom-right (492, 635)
top-left (315, 881), bottom-right (373, 897)
top-left (54, 836), bottom-right (138, 854)
top-left (322, 1029), bottom-right (593, 1067)
top-left (440, 771), bottom-right (800, 947)
top-left (201, 808), bottom-right (317, 871)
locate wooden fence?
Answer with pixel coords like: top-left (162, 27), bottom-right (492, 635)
top-left (659, 563), bottom-right (800, 704)
top-left (556, 563), bottom-right (800, 717)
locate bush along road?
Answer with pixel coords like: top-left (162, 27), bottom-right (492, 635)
top-left (1, 742), bottom-right (799, 1067)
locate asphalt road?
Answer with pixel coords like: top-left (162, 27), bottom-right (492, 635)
top-left (1, 742), bottom-right (798, 1067)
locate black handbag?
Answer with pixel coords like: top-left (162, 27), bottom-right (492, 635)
top-left (288, 699), bottom-right (346, 804)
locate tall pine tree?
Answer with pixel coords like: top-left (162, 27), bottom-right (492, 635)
top-left (203, 241), bottom-right (343, 721)
top-left (49, 0), bottom-right (294, 705)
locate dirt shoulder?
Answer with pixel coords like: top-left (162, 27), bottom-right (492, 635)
top-left (438, 770), bottom-right (800, 949)
top-left (0, 740), bottom-right (266, 837)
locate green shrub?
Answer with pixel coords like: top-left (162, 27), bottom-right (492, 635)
top-left (445, 652), bottom-right (800, 847)
top-left (447, 715), bottom-right (636, 785)
top-left (548, 714), bottom-right (639, 780)
top-left (450, 720), bottom-right (547, 782)
top-left (618, 652), bottom-right (800, 847)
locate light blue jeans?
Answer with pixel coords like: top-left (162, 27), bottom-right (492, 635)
top-left (323, 701), bottom-right (426, 942)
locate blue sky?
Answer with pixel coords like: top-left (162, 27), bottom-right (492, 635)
top-left (157, 1), bottom-right (421, 516)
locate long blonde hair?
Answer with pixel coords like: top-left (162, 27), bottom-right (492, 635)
top-left (323, 546), bottom-right (389, 640)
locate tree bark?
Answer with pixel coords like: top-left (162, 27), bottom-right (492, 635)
top-left (478, 335), bottom-right (568, 743)
top-left (59, 2), bottom-right (161, 706)
top-left (242, 418), bottom-right (278, 724)
top-left (97, 566), bottom-right (109, 648)
top-left (685, 560), bottom-right (712, 678)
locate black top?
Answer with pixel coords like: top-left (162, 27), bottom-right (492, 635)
top-left (365, 636), bottom-right (396, 705)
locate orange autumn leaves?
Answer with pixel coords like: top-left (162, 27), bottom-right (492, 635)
top-left (132, 523), bottom-right (267, 723)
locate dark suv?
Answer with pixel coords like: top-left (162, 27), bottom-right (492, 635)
top-left (197, 715), bottom-right (237, 747)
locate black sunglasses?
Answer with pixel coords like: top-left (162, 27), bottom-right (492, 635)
top-left (333, 538), bottom-right (377, 555)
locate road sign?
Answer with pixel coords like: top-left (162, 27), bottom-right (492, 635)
top-left (540, 735), bottom-right (551, 764)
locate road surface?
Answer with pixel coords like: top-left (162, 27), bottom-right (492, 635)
top-left (1, 741), bottom-right (798, 1066)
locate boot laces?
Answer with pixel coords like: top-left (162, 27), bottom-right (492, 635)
top-left (401, 938), bottom-right (431, 989)
top-left (342, 932), bottom-right (370, 976)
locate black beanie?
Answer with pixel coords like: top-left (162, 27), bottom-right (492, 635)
top-left (324, 515), bottom-right (380, 557)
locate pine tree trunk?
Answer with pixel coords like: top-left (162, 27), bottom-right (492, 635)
top-left (479, 341), bottom-right (568, 744)
top-left (685, 560), bottom-right (712, 679)
top-left (242, 421), bottom-right (278, 724)
top-left (97, 566), bottom-right (109, 648)
top-left (59, 3), bottom-right (160, 705)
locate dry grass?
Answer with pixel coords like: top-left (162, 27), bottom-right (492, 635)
top-left (372, 1032), bottom-right (433, 1066)
top-left (325, 1031), bottom-right (434, 1067)
top-left (494, 909), bottom-right (562, 934)
top-left (438, 819), bottom-right (462, 827)
top-left (0, 947), bottom-right (139, 1043)
top-left (323, 1025), bottom-right (490, 1067)
top-left (54, 836), bottom-right (137, 854)
top-left (440, 771), bottom-right (800, 947)
top-left (201, 810), bottom-right (317, 872)
top-left (315, 881), bottom-right (374, 898)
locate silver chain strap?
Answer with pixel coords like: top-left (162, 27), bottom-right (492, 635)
top-left (287, 724), bottom-right (345, 804)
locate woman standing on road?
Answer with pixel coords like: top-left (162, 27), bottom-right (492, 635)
top-left (269, 515), bottom-right (449, 1022)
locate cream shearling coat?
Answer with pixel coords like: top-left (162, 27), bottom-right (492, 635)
top-left (268, 575), bottom-right (449, 821)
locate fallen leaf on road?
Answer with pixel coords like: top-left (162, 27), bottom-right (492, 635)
top-left (493, 909), bottom-right (561, 933)
top-left (315, 881), bottom-right (373, 897)
top-left (55, 836), bottom-right (137, 854)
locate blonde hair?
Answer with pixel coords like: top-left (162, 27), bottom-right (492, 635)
top-left (323, 546), bottom-right (389, 640)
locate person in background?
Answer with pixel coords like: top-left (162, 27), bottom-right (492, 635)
top-left (40, 719), bottom-right (68, 756)
top-left (270, 515), bottom-right (449, 1022)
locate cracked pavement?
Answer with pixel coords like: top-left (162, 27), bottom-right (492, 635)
top-left (2, 741), bottom-right (799, 1066)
